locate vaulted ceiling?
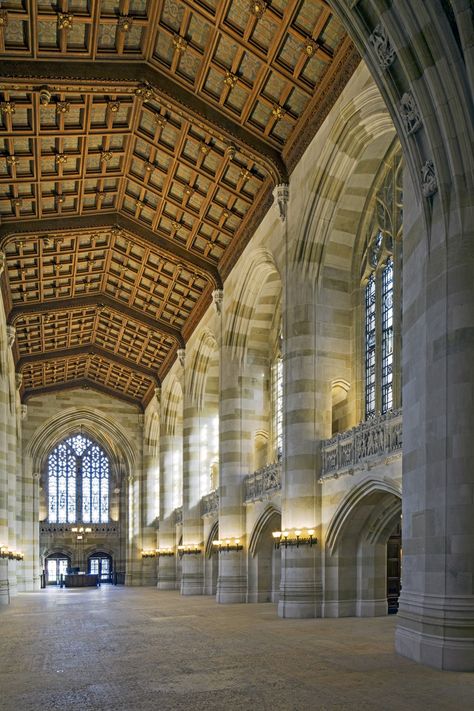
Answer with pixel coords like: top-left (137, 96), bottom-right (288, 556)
top-left (0, 0), bottom-right (359, 409)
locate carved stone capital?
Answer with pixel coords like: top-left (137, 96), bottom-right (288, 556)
top-left (273, 183), bottom-right (289, 222)
top-left (421, 160), bottom-right (438, 197)
top-left (6, 325), bottom-right (15, 347)
top-left (398, 91), bottom-right (422, 135)
top-left (368, 23), bottom-right (396, 69)
top-left (212, 289), bottom-right (224, 316)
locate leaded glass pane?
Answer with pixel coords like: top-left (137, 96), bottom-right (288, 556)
top-left (272, 356), bottom-right (283, 457)
top-left (365, 274), bottom-right (376, 418)
top-left (381, 258), bottom-right (394, 413)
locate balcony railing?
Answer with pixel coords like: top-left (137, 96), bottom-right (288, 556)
top-left (201, 489), bottom-right (219, 517)
top-left (244, 461), bottom-right (282, 503)
top-left (40, 523), bottom-right (119, 535)
top-left (320, 409), bottom-right (402, 481)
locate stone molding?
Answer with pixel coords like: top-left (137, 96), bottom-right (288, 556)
top-left (244, 460), bottom-right (281, 503)
top-left (320, 409), bottom-right (402, 481)
top-left (201, 489), bottom-right (219, 517)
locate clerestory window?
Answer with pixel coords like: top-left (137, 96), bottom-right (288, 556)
top-left (47, 433), bottom-right (109, 524)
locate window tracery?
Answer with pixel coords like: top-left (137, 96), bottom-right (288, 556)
top-left (47, 433), bottom-right (109, 524)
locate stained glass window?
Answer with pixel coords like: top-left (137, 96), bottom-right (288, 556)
top-left (47, 434), bottom-right (109, 524)
top-left (365, 274), bottom-right (376, 418)
top-left (381, 258), bottom-right (394, 413)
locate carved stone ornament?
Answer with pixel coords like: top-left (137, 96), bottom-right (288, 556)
top-left (57, 13), bottom-right (74, 31)
top-left (0, 10), bottom-right (9, 28)
top-left (398, 91), bottom-right (422, 135)
top-left (118, 15), bottom-right (133, 32)
top-left (154, 387), bottom-right (161, 406)
top-left (368, 23), bottom-right (396, 69)
top-left (172, 35), bottom-right (187, 54)
top-left (20, 404), bottom-right (27, 420)
top-left (7, 325), bottom-right (16, 347)
top-left (0, 251), bottom-right (5, 276)
top-left (56, 101), bottom-right (70, 114)
top-left (273, 183), bottom-right (289, 222)
top-left (177, 348), bottom-right (186, 368)
top-left (212, 289), bottom-right (224, 316)
top-left (15, 372), bottom-right (23, 390)
top-left (421, 160), bottom-right (438, 197)
top-left (0, 101), bottom-right (15, 115)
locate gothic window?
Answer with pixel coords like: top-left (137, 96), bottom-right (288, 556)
top-left (47, 434), bottom-right (109, 524)
top-left (272, 355), bottom-right (283, 458)
top-left (362, 153), bottom-right (402, 419)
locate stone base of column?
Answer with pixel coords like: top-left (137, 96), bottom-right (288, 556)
top-left (216, 550), bottom-right (247, 603)
top-left (395, 592), bottom-right (474, 671)
top-left (180, 553), bottom-right (203, 595)
top-left (356, 598), bottom-right (388, 617)
top-left (157, 556), bottom-right (176, 590)
top-left (277, 547), bottom-right (321, 618)
top-left (0, 580), bottom-right (10, 605)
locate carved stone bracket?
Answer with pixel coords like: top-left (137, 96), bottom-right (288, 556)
top-left (177, 348), bottom-right (186, 368)
top-left (154, 386), bottom-right (161, 407)
top-left (20, 404), bottom-right (27, 420)
top-left (0, 251), bottom-right (5, 276)
top-left (421, 160), bottom-right (438, 197)
top-left (273, 183), bottom-right (289, 222)
top-left (368, 23), bottom-right (396, 69)
top-left (398, 91), bottom-right (422, 135)
top-left (15, 372), bottom-right (23, 390)
top-left (6, 325), bottom-right (15, 347)
top-left (212, 289), bottom-right (224, 316)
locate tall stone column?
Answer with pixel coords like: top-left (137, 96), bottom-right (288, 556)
top-left (181, 348), bottom-right (204, 595)
top-left (395, 172), bottom-right (474, 671)
top-left (157, 385), bottom-right (180, 589)
top-left (278, 274), bottom-right (325, 619)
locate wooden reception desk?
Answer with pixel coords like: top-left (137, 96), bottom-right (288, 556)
top-left (64, 573), bottom-right (99, 588)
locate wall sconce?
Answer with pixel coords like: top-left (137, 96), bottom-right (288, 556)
top-left (0, 545), bottom-right (24, 560)
top-left (272, 528), bottom-right (317, 548)
top-left (212, 538), bottom-right (243, 552)
top-left (71, 526), bottom-right (92, 534)
top-left (177, 545), bottom-right (201, 557)
top-left (156, 548), bottom-right (174, 557)
top-left (141, 549), bottom-right (157, 559)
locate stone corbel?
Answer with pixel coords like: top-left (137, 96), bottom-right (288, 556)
top-left (212, 289), bottom-right (224, 316)
top-left (177, 348), bottom-right (186, 368)
top-left (15, 372), bottom-right (23, 390)
top-left (20, 404), bottom-right (27, 420)
top-left (368, 23), bottom-right (396, 69)
top-left (6, 325), bottom-right (15, 348)
top-left (421, 160), bottom-right (438, 197)
top-left (0, 251), bottom-right (5, 277)
top-left (154, 386), bottom-right (161, 407)
top-left (398, 91), bottom-right (422, 135)
top-left (273, 183), bottom-right (289, 223)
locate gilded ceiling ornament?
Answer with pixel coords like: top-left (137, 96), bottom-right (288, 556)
top-left (368, 23), bottom-right (396, 69)
top-left (239, 169), bottom-right (251, 181)
top-left (118, 15), bottom-right (133, 33)
top-left (107, 100), bottom-right (121, 113)
top-left (222, 210), bottom-right (229, 218)
top-left (39, 86), bottom-right (52, 106)
top-left (55, 153), bottom-right (67, 165)
top-left (0, 101), bottom-right (15, 115)
top-left (225, 144), bottom-right (236, 160)
top-left (144, 161), bottom-right (155, 173)
top-left (200, 143), bottom-right (210, 155)
top-left (223, 71), bottom-right (238, 88)
top-left (96, 191), bottom-right (105, 201)
top-left (250, 1), bottom-right (267, 19)
top-left (6, 154), bottom-right (18, 166)
top-left (171, 220), bottom-right (181, 231)
top-left (303, 39), bottom-right (317, 57)
top-left (11, 197), bottom-right (22, 208)
top-left (271, 104), bottom-right (285, 120)
top-left (154, 114), bottom-right (167, 128)
top-left (421, 160), bottom-right (438, 197)
top-left (135, 200), bottom-right (144, 210)
top-left (57, 13), bottom-right (74, 31)
top-left (0, 10), bottom-right (8, 28)
top-left (100, 150), bottom-right (113, 162)
top-left (172, 35), bottom-right (187, 54)
top-left (56, 195), bottom-right (65, 203)
top-left (56, 101), bottom-right (70, 114)
top-left (398, 91), bottom-right (422, 135)
top-left (184, 185), bottom-right (193, 196)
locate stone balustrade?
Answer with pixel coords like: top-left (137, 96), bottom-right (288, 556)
top-left (40, 523), bottom-right (119, 535)
top-left (244, 461), bottom-right (282, 503)
top-left (320, 409), bottom-right (402, 481)
top-left (201, 489), bottom-right (219, 517)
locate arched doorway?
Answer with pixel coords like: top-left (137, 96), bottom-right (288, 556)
top-left (248, 507), bottom-right (282, 603)
top-left (325, 481), bottom-right (401, 617)
top-left (45, 553), bottom-right (71, 585)
top-left (88, 552), bottom-right (113, 583)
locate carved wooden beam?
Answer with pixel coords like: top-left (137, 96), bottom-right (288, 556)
top-left (22, 378), bottom-right (144, 410)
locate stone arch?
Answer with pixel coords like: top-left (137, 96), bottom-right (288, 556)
top-left (187, 329), bottom-right (218, 410)
top-left (248, 505), bottom-right (282, 603)
top-left (331, 379), bottom-right (351, 436)
top-left (324, 477), bottom-right (401, 618)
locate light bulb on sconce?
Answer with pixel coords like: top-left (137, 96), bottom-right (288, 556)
top-left (272, 528), bottom-right (317, 548)
top-left (212, 537), bottom-right (243, 552)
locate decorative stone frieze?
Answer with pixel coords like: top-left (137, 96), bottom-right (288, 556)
top-left (244, 461), bottom-right (281, 503)
top-left (40, 523), bottom-right (119, 535)
top-left (398, 91), bottom-right (422, 135)
top-left (320, 409), bottom-right (402, 481)
top-left (273, 183), bottom-right (289, 222)
top-left (421, 160), bottom-right (438, 197)
top-left (368, 23), bottom-right (396, 69)
top-left (201, 489), bottom-right (219, 517)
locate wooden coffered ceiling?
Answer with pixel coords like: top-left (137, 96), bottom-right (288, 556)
top-left (0, 0), bottom-right (360, 409)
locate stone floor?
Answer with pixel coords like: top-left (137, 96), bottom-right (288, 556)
top-left (0, 587), bottom-right (473, 711)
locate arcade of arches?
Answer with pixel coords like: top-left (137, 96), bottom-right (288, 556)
top-left (0, 0), bottom-right (472, 676)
